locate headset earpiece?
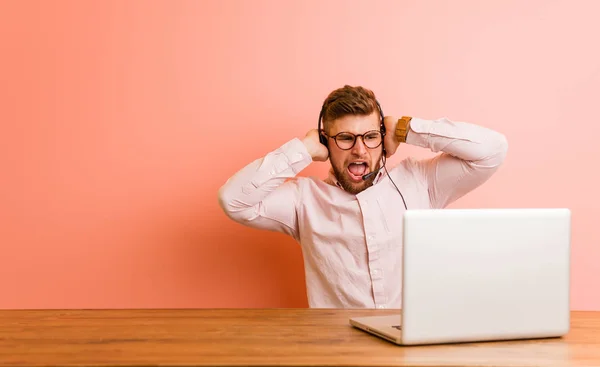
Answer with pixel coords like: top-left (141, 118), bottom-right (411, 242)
top-left (319, 134), bottom-right (328, 146)
top-left (376, 100), bottom-right (386, 134)
top-left (318, 108), bottom-right (328, 147)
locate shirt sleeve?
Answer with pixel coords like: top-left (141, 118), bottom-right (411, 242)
top-left (405, 117), bottom-right (509, 209)
top-left (217, 137), bottom-right (313, 239)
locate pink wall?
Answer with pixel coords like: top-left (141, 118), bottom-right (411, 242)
top-left (1, 0), bottom-right (598, 310)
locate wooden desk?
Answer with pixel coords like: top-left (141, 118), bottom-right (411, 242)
top-left (0, 309), bottom-right (598, 367)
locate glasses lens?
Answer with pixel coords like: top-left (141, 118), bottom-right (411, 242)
top-left (335, 133), bottom-right (356, 149)
top-left (363, 131), bottom-right (382, 148)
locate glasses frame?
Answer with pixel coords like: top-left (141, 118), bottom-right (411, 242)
top-left (322, 129), bottom-right (386, 150)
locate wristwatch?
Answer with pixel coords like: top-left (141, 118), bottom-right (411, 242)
top-left (395, 116), bottom-right (412, 143)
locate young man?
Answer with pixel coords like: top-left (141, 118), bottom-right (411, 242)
top-left (218, 85), bottom-right (508, 308)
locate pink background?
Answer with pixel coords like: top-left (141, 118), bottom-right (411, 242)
top-left (1, 0), bottom-right (598, 310)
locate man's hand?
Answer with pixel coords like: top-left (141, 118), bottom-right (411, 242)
top-left (302, 129), bottom-right (329, 162)
top-left (383, 116), bottom-right (401, 158)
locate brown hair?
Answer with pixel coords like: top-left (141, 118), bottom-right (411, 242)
top-left (320, 85), bottom-right (379, 131)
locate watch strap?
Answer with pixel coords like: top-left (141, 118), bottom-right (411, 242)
top-left (395, 116), bottom-right (412, 143)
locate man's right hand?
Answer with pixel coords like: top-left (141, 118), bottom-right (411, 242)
top-left (302, 129), bottom-right (329, 162)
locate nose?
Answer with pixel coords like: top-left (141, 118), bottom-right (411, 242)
top-left (351, 136), bottom-right (368, 155)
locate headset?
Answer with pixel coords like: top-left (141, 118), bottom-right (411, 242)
top-left (318, 99), bottom-right (408, 210)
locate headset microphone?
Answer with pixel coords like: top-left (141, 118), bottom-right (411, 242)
top-left (362, 148), bottom-right (387, 181)
top-left (362, 166), bottom-right (381, 181)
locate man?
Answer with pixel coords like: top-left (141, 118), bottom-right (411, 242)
top-left (218, 85), bottom-right (508, 309)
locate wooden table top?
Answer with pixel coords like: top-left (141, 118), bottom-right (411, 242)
top-left (0, 308), bottom-right (599, 367)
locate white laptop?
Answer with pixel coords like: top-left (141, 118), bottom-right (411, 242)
top-left (349, 208), bottom-right (571, 345)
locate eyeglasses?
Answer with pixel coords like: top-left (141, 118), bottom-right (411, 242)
top-left (324, 130), bottom-right (384, 150)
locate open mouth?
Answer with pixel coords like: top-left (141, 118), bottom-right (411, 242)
top-left (347, 162), bottom-right (369, 182)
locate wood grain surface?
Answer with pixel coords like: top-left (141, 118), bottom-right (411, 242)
top-left (1, 309), bottom-right (599, 366)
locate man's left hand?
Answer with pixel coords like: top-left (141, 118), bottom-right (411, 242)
top-left (383, 116), bottom-right (400, 158)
